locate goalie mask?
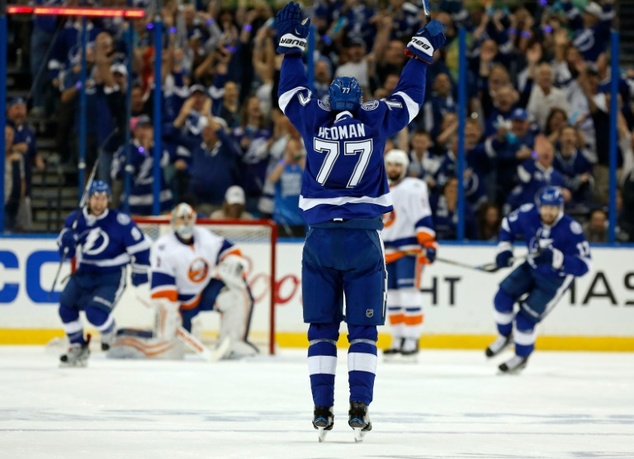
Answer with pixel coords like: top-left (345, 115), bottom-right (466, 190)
top-left (329, 77), bottom-right (363, 111)
top-left (171, 203), bottom-right (196, 239)
top-left (384, 149), bottom-right (410, 181)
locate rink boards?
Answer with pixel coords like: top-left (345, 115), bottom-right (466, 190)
top-left (0, 238), bottom-right (633, 350)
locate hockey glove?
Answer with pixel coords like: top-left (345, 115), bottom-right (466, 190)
top-left (276, 2), bottom-right (311, 54)
top-left (58, 230), bottom-right (78, 259)
top-left (424, 246), bottom-right (437, 264)
top-left (405, 19), bottom-right (446, 64)
top-left (495, 250), bottom-right (513, 269)
top-left (533, 248), bottom-right (564, 270)
top-left (131, 271), bottom-right (149, 287)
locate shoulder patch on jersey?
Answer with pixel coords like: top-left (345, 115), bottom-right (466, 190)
top-left (570, 220), bottom-right (583, 235)
top-left (116, 213), bottom-right (131, 225)
top-left (361, 100), bottom-right (379, 111)
top-left (317, 99), bottom-right (330, 111)
top-left (519, 203), bottom-right (534, 212)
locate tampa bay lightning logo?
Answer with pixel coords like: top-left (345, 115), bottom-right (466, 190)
top-left (529, 227), bottom-right (554, 255)
top-left (81, 228), bottom-right (110, 256)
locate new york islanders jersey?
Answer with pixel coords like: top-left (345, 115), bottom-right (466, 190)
top-left (278, 55), bottom-right (428, 225)
top-left (499, 204), bottom-right (592, 278)
top-left (149, 227), bottom-right (241, 309)
top-left (58, 208), bottom-right (151, 273)
top-left (382, 177), bottom-right (435, 263)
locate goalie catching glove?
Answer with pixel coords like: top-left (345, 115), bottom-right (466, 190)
top-left (405, 19), bottom-right (446, 64)
top-left (276, 2), bottom-right (311, 54)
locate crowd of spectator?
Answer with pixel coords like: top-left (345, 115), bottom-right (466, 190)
top-left (5, 0), bottom-right (634, 242)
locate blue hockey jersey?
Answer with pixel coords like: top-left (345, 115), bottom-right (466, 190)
top-left (58, 208), bottom-right (151, 274)
top-left (498, 204), bottom-right (591, 278)
top-left (278, 55), bottom-right (428, 225)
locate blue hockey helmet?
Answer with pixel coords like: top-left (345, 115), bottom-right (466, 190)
top-left (328, 77), bottom-right (363, 111)
top-left (537, 186), bottom-right (564, 208)
top-left (89, 180), bottom-right (111, 197)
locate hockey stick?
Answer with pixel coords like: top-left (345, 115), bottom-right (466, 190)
top-left (395, 249), bottom-right (529, 273)
top-left (49, 154), bottom-right (102, 297)
top-left (135, 294), bottom-right (230, 362)
top-left (421, 0), bottom-right (431, 24)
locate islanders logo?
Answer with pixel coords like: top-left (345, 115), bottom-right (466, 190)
top-left (187, 258), bottom-right (210, 283)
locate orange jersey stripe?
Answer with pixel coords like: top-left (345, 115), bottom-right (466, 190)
top-left (405, 315), bottom-right (424, 326)
top-left (150, 289), bottom-right (178, 302)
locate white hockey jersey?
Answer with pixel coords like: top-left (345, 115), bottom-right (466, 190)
top-left (382, 177), bottom-right (436, 264)
top-left (149, 227), bottom-right (241, 309)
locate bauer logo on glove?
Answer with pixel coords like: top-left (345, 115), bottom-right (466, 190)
top-left (276, 2), bottom-right (311, 54)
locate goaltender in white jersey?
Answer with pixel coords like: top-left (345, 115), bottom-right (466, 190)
top-left (108, 203), bottom-right (257, 360)
top-left (381, 149), bottom-right (437, 360)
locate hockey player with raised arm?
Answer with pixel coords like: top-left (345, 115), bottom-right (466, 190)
top-left (275, 2), bottom-right (445, 442)
top-left (56, 180), bottom-right (151, 367)
top-left (381, 149), bottom-right (437, 362)
top-left (145, 203), bottom-right (257, 360)
top-left (486, 186), bottom-right (592, 373)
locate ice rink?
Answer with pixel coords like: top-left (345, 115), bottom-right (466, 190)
top-left (1, 346), bottom-right (633, 459)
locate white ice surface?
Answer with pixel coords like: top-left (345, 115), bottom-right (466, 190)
top-left (1, 347), bottom-right (633, 459)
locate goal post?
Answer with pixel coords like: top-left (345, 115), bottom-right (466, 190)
top-left (134, 217), bottom-right (278, 355)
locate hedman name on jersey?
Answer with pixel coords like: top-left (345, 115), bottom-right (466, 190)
top-left (317, 123), bottom-right (366, 140)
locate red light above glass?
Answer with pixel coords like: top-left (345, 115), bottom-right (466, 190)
top-left (7, 6), bottom-right (146, 19)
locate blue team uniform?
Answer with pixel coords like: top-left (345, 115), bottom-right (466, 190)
top-left (279, 53), bottom-right (428, 407)
top-left (57, 208), bottom-right (151, 344)
top-left (494, 204), bottom-right (591, 358)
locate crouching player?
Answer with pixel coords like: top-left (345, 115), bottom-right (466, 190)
top-left (108, 203), bottom-right (258, 360)
top-left (486, 186), bottom-right (591, 373)
top-left (56, 180), bottom-right (151, 367)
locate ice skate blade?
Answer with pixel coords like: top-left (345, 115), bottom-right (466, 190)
top-left (317, 427), bottom-right (328, 442)
top-left (59, 360), bottom-right (88, 368)
top-left (353, 427), bottom-right (366, 442)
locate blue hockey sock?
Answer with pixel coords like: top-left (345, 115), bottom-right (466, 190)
top-left (59, 304), bottom-right (85, 345)
top-left (308, 323), bottom-right (339, 407)
top-left (514, 311), bottom-right (536, 357)
top-left (494, 289), bottom-right (515, 337)
top-left (347, 324), bottom-right (378, 405)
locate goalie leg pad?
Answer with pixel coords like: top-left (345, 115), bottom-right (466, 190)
top-left (107, 333), bottom-right (185, 360)
top-left (216, 287), bottom-right (253, 343)
top-left (153, 300), bottom-right (182, 340)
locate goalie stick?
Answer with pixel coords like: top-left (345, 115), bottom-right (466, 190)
top-left (135, 295), bottom-right (230, 362)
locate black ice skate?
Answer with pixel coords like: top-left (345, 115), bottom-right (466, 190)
top-left (348, 401), bottom-right (372, 443)
top-left (485, 334), bottom-right (513, 358)
top-left (383, 338), bottom-right (403, 362)
top-left (60, 336), bottom-right (91, 368)
top-left (312, 406), bottom-right (334, 442)
top-left (400, 338), bottom-right (419, 363)
top-left (498, 355), bottom-right (529, 374)
top-left (100, 329), bottom-right (115, 351)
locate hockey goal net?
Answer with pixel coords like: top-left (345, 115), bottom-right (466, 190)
top-left (134, 217), bottom-right (278, 355)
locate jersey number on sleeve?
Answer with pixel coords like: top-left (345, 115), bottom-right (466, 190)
top-left (314, 139), bottom-right (373, 188)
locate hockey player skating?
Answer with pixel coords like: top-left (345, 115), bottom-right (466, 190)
top-left (275, 2), bottom-right (445, 442)
top-left (117, 202), bottom-right (257, 361)
top-left (486, 186), bottom-right (591, 373)
top-left (56, 180), bottom-right (151, 367)
top-left (381, 149), bottom-right (437, 362)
